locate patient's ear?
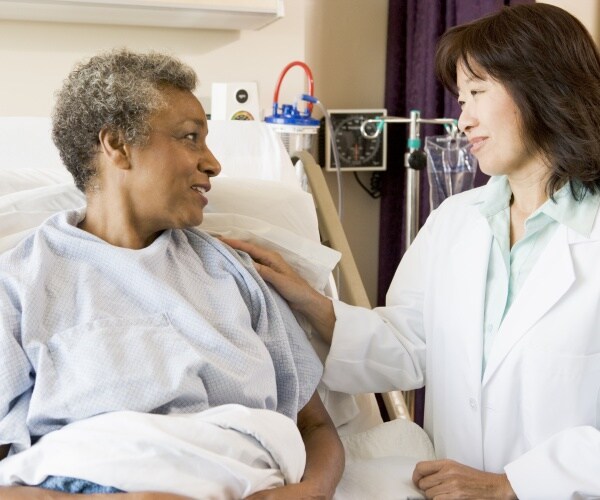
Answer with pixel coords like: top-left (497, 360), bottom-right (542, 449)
top-left (98, 127), bottom-right (130, 170)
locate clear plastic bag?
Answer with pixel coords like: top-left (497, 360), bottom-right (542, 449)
top-left (425, 134), bottom-right (478, 210)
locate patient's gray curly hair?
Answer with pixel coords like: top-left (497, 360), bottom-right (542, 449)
top-left (52, 48), bottom-right (197, 192)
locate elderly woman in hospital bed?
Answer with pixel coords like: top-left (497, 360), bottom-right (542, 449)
top-left (0, 49), bottom-right (345, 498)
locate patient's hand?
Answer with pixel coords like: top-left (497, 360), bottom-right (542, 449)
top-left (0, 487), bottom-right (194, 499)
top-left (222, 238), bottom-right (336, 343)
top-left (245, 483), bottom-right (328, 499)
top-left (114, 494), bottom-right (195, 500)
top-left (113, 493), bottom-right (195, 500)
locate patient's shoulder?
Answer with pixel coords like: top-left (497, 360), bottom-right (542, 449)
top-left (182, 226), bottom-right (247, 263)
top-left (0, 209), bottom-right (78, 276)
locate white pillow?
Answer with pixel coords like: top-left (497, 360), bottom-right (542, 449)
top-left (0, 182), bottom-right (84, 212)
top-left (201, 213), bottom-right (339, 293)
top-left (0, 168), bottom-right (73, 196)
top-left (0, 176), bottom-right (338, 291)
top-left (206, 120), bottom-right (298, 186)
top-left (206, 177), bottom-right (319, 242)
top-left (0, 173), bottom-right (320, 240)
top-left (0, 182), bottom-right (86, 254)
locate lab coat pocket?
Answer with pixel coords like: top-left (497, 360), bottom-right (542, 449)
top-left (47, 313), bottom-right (206, 418)
top-left (522, 348), bottom-right (600, 445)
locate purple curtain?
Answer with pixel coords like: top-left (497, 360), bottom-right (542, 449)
top-left (378, 0), bottom-right (533, 425)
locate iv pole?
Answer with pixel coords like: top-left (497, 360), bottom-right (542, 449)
top-left (361, 111), bottom-right (458, 420)
top-left (361, 111), bottom-right (458, 251)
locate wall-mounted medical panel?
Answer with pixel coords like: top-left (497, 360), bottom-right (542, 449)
top-left (0, 0), bottom-right (284, 30)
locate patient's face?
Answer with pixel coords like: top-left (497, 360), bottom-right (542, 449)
top-left (126, 87), bottom-right (221, 232)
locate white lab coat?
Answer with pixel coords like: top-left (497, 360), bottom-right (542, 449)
top-left (322, 183), bottom-right (600, 499)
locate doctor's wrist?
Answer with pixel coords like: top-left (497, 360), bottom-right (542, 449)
top-left (295, 289), bottom-right (335, 345)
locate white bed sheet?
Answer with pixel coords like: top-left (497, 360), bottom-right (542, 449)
top-left (0, 117), bottom-right (434, 499)
top-left (0, 407), bottom-right (306, 499)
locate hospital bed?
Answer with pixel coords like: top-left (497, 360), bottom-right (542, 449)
top-left (0, 116), bottom-right (434, 499)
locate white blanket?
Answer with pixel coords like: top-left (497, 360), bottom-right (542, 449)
top-left (335, 418), bottom-right (434, 499)
top-left (0, 405), bottom-right (305, 499)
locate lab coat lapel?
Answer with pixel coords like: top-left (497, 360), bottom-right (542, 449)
top-left (448, 211), bottom-right (490, 380)
top-left (482, 225), bottom-right (575, 386)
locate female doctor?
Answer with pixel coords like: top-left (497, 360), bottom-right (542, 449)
top-left (226, 4), bottom-right (600, 499)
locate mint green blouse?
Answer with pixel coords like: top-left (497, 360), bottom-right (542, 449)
top-left (480, 176), bottom-right (599, 374)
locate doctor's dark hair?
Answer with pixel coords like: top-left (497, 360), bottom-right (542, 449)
top-left (435, 3), bottom-right (600, 199)
top-left (52, 49), bottom-right (197, 191)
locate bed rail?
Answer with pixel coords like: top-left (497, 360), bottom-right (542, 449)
top-left (292, 150), bottom-right (411, 422)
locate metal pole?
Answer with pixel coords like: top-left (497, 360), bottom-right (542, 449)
top-left (361, 113), bottom-right (457, 250)
top-left (404, 110), bottom-right (421, 251)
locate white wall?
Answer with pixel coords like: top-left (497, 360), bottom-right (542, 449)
top-left (304, 0), bottom-right (387, 306)
top-left (0, 2), bottom-right (309, 117)
top-left (537, 0), bottom-right (600, 45)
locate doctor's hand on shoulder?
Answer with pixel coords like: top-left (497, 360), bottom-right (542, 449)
top-left (413, 460), bottom-right (517, 500)
top-left (222, 238), bottom-right (336, 343)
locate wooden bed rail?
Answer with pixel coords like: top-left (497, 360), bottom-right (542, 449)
top-left (293, 151), bottom-right (370, 309)
top-left (292, 150), bottom-right (411, 422)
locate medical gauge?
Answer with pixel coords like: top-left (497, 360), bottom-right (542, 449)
top-left (325, 109), bottom-right (387, 172)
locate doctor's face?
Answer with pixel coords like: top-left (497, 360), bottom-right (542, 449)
top-left (126, 87), bottom-right (221, 232)
top-left (456, 61), bottom-right (542, 181)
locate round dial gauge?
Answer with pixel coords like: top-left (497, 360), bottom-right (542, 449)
top-left (326, 111), bottom-right (386, 171)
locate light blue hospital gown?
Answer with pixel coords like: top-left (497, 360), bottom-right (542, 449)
top-left (0, 208), bottom-right (323, 460)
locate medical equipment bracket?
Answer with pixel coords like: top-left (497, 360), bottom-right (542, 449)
top-left (361, 111), bottom-right (458, 250)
